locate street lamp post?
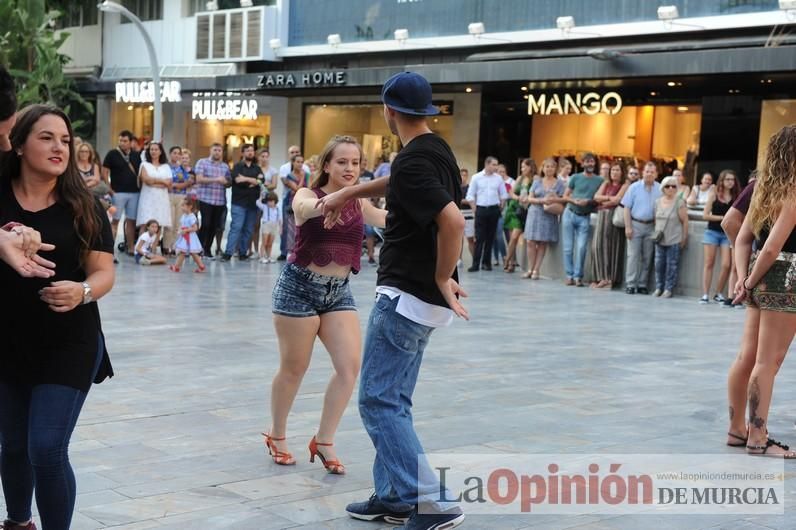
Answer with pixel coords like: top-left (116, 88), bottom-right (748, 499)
top-left (98, 1), bottom-right (162, 142)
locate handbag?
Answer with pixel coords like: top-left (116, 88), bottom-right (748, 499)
top-left (612, 205), bottom-right (625, 228)
top-left (543, 202), bottom-right (564, 216)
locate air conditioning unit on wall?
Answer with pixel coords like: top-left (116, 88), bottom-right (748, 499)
top-left (196, 7), bottom-right (263, 62)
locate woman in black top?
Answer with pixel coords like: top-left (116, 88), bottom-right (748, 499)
top-left (733, 125), bottom-right (796, 458)
top-left (0, 105), bottom-right (115, 529)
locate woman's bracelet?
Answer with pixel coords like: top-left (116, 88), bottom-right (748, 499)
top-left (743, 276), bottom-right (755, 291)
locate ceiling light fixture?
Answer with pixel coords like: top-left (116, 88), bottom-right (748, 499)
top-left (465, 87), bottom-right (473, 93)
top-left (327, 34), bottom-right (341, 47)
top-left (269, 38), bottom-right (281, 50)
top-left (394, 28), bottom-right (409, 45)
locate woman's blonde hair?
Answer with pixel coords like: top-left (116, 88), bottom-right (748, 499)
top-left (310, 135), bottom-right (363, 188)
top-left (77, 141), bottom-right (97, 165)
top-left (748, 125), bottom-right (796, 237)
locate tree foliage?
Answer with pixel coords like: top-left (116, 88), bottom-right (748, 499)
top-left (0, 0), bottom-right (93, 135)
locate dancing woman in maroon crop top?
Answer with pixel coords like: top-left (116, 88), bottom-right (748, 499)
top-left (264, 136), bottom-right (386, 474)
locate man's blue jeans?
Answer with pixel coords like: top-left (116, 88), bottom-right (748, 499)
top-left (225, 204), bottom-right (258, 256)
top-left (562, 208), bottom-right (591, 280)
top-left (358, 294), bottom-right (455, 512)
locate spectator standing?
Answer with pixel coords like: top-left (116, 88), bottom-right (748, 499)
top-left (557, 158), bottom-right (572, 185)
top-left (673, 168), bottom-right (690, 200)
top-left (653, 176), bottom-right (689, 297)
top-left (194, 143), bottom-right (231, 258)
top-left (492, 164), bottom-right (514, 268)
top-left (622, 161), bottom-right (662, 294)
top-left (561, 152), bottom-right (603, 287)
top-left (249, 148), bottom-right (278, 257)
top-left (277, 147), bottom-right (310, 260)
top-left (459, 168), bottom-right (475, 264)
top-left (523, 157), bottom-right (566, 279)
top-left (687, 171), bottom-right (715, 208)
top-left (589, 163), bottom-right (629, 289)
top-left (359, 158), bottom-right (379, 265)
top-left (222, 144), bottom-right (262, 261)
top-left (466, 156), bottom-right (508, 272)
top-left (504, 158), bottom-right (535, 273)
top-left (256, 191), bottom-right (282, 263)
top-left (374, 151), bottom-right (397, 178)
top-left (76, 142), bottom-right (108, 200)
top-left (102, 130), bottom-right (141, 255)
top-left (280, 154), bottom-right (310, 259)
top-left (163, 145), bottom-right (193, 253)
top-left (136, 142), bottom-right (172, 237)
top-left (699, 169), bottom-right (739, 303)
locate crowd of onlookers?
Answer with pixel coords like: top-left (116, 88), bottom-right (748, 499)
top-left (460, 152), bottom-right (746, 304)
top-left (81, 131), bottom-right (393, 273)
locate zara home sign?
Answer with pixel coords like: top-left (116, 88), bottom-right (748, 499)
top-left (527, 92), bottom-right (623, 116)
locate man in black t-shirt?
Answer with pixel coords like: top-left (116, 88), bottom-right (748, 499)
top-left (222, 143), bottom-right (262, 261)
top-left (319, 71), bottom-right (466, 529)
top-left (102, 130), bottom-right (141, 254)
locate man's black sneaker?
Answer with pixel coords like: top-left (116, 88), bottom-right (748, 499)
top-left (482, 265), bottom-right (493, 271)
top-left (346, 494), bottom-right (413, 524)
top-left (276, 254), bottom-right (287, 261)
top-left (397, 507), bottom-right (465, 529)
top-left (220, 254), bottom-right (232, 262)
top-left (637, 287), bottom-right (649, 295)
top-left (467, 266), bottom-right (479, 272)
top-left (238, 254), bottom-right (249, 261)
top-left (625, 287), bottom-right (636, 294)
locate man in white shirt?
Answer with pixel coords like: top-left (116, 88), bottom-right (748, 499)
top-left (277, 144), bottom-right (311, 177)
top-left (465, 156), bottom-right (508, 271)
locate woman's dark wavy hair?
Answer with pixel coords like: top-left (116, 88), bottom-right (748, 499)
top-left (0, 104), bottom-right (102, 264)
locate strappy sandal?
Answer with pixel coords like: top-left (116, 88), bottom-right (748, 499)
top-left (308, 435), bottom-right (345, 475)
top-left (531, 271), bottom-right (540, 280)
top-left (262, 433), bottom-right (296, 465)
top-left (522, 271), bottom-right (533, 279)
top-left (727, 431), bottom-right (747, 447)
top-left (746, 437), bottom-right (796, 459)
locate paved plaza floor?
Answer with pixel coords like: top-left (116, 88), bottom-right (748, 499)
top-left (4, 257), bottom-right (796, 529)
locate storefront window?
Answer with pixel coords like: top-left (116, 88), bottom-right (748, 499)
top-left (530, 104), bottom-right (701, 177)
top-left (302, 103), bottom-right (454, 170)
top-left (757, 99), bottom-right (796, 169)
top-left (189, 0), bottom-right (275, 15)
top-left (188, 113), bottom-right (271, 164)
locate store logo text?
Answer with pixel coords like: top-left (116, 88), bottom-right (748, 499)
top-left (528, 92), bottom-right (622, 116)
top-left (115, 81), bottom-right (182, 103)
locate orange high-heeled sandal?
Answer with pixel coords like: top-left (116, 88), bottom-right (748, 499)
top-left (308, 435), bottom-right (345, 475)
top-left (262, 433), bottom-right (295, 465)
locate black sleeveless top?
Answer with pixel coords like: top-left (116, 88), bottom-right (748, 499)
top-left (708, 198), bottom-right (731, 233)
top-left (757, 227), bottom-right (796, 254)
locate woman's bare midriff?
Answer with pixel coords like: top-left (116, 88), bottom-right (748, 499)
top-left (306, 261), bottom-right (352, 279)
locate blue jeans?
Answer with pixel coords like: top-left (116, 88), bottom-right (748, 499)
top-left (655, 243), bottom-right (681, 292)
top-left (562, 208), bottom-right (591, 280)
top-left (358, 295), bottom-right (455, 512)
top-left (492, 217), bottom-right (506, 262)
top-left (225, 204), bottom-right (259, 256)
top-left (0, 337), bottom-right (102, 530)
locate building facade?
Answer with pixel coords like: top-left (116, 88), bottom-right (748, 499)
top-left (61, 0), bottom-right (796, 179)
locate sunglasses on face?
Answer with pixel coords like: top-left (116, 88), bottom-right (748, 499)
top-left (663, 184), bottom-right (677, 189)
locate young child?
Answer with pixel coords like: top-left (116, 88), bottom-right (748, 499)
top-left (255, 190), bottom-right (282, 263)
top-left (135, 219), bottom-right (167, 265)
top-left (170, 197), bottom-right (206, 273)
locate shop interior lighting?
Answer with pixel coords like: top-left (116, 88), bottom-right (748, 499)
top-left (205, 0), bottom-right (219, 10)
top-left (327, 34), bottom-right (342, 47)
top-left (127, 105), bottom-right (133, 110)
top-left (239, 0), bottom-right (253, 6)
top-left (465, 87), bottom-right (473, 93)
top-left (677, 106), bottom-right (689, 112)
top-left (269, 38), bottom-right (281, 50)
top-left (521, 86), bottom-right (528, 91)
top-left (780, 0), bottom-right (796, 20)
top-left (650, 91), bottom-right (657, 96)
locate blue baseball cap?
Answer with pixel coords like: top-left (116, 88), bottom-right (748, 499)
top-left (381, 71), bottom-right (439, 116)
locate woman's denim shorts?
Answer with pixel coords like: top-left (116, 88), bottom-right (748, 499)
top-left (272, 263), bottom-right (356, 317)
top-left (703, 228), bottom-right (730, 248)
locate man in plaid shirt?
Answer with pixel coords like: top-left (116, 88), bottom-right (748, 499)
top-left (195, 143), bottom-right (231, 258)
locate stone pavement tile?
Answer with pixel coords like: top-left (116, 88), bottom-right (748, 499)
top-left (563, 514), bottom-right (778, 530)
top-left (77, 489), bottom-right (132, 509)
top-left (79, 488), bottom-right (248, 527)
top-left (219, 473), bottom-right (330, 501)
top-left (264, 488), bottom-right (380, 526)
top-left (69, 512), bottom-right (105, 530)
top-left (148, 504), bottom-right (297, 529)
